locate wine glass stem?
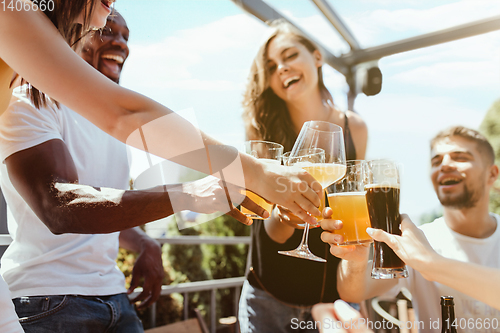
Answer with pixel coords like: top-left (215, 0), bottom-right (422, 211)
top-left (298, 223), bottom-right (311, 251)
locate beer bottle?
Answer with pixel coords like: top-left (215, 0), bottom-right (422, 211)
top-left (440, 296), bottom-right (457, 333)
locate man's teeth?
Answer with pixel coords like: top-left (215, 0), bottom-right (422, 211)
top-left (440, 177), bottom-right (461, 185)
top-left (283, 76), bottom-right (300, 88)
top-left (101, 54), bottom-right (124, 64)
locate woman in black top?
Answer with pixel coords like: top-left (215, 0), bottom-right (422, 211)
top-left (239, 19), bottom-right (368, 333)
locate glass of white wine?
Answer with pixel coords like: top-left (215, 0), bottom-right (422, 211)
top-left (278, 121), bottom-right (346, 262)
top-left (241, 140), bottom-right (284, 219)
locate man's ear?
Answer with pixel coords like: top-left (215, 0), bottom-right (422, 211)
top-left (487, 164), bottom-right (499, 186)
top-left (313, 50), bottom-right (323, 67)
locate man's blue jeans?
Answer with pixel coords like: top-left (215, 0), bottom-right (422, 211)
top-left (13, 293), bottom-right (143, 333)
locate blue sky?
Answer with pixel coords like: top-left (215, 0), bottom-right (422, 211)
top-left (116, 0), bottom-right (500, 224)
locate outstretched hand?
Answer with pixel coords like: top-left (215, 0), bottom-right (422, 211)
top-left (184, 159), bottom-right (324, 226)
top-left (250, 161), bottom-right (323, 225)
top-left (127, 239), bottom-right (165, 310)
top-left (312, 300), bottom-right (373, 333)
top-left (366, 214), bottom-right (439, 279)
top-left (180, 175), bottom-right (269, 225)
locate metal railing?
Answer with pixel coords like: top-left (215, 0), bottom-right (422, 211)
top-left (0, 234), bottom-right (11, 246)
top-left (0, 234), bottom-right (251, 333)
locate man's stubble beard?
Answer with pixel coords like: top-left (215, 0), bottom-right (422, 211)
top-left (438, 182), bottom-right (482, 209)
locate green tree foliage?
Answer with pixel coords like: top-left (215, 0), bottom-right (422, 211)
top-left (419, 208), bottom-right (443, 225)
top-left (480, 98), bottom-right (500, 215)
top-left (119, 169), bottom-right (250, 329)
top-left (116, 245), bottom-right (184, 329)
top-left (116, 212), bottom-right (251, 329)
top-left (164, 213), bottom-right (250, 329)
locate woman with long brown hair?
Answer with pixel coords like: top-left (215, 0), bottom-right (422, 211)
top-left (239, 20), bottom-right (368, 333)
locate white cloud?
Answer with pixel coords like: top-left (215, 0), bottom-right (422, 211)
top-left (390, 60), bottom-right (500, 89)
top-left (357, 93), bottom-right (486, 135)
top-left (121, 14), bottom-right (268, 91)
top-left (175, 14), bottom-right (268, 53)
top-left (162, 79), bottom-right (243, 92)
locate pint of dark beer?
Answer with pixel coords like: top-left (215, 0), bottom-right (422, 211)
top-left (365, 160), bottom-right (408, 279)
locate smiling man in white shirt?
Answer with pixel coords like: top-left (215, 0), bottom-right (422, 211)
top-left (321, 126), bottom-right (500, 332)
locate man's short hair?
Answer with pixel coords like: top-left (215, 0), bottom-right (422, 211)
top-left (430, 126), bottom-right (495, 166)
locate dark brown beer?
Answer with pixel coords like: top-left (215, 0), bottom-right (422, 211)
top-left (365, 184), bottom-right (405, 269)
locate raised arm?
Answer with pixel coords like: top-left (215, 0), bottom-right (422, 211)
top-left (369, 215), bottom-right (500, 311)
top-left (336, 253), bottom-right (397, 303)
top-left (320, 208), bottom-right (397, 303)
top-left (0, 9), bottom-right (322, 224)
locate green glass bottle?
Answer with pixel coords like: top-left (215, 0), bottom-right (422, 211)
top-left (441, 296), bottom-right (457, 333)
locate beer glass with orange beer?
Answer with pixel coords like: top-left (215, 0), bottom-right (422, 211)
top-left (328, 160), bottom-right (372, 246)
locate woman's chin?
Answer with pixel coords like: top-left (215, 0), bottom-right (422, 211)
top-left (89, 6), bottom-right (110, 29)
top-left (90, 16), bottom-right (108, 29)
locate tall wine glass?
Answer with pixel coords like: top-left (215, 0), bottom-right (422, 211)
top-left (278, 121), bottom-right (346, 262)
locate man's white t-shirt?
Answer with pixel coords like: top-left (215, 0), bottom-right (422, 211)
top-left (0, 276), bottom-right (23, 332)
top-left (0, 88), bottom-right (129, 298)
top-left (397, 214), bottom-right (500, 333)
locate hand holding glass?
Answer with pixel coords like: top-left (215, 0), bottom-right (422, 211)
top-left (241, 141), bottom-right (283, 219)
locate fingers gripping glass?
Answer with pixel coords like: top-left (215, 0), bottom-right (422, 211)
top-left (278, 121), bottom-right (346, 263)
top-left (242, 140), bottom-right (284, 219)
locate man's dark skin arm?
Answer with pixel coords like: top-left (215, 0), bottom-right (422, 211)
top-left (5, 139), bottom-right (267, 234)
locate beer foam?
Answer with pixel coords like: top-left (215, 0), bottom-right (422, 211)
top-left (364, 184), bottom-right (400, 190)
top-left (328, 191), bottom-right (367, 197)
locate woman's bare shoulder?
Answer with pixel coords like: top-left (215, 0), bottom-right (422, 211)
top-left (345, 110), bottom-right (367, 132)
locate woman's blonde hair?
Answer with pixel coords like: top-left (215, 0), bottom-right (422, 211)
top-left (242, 19), bottom-right (332, 151)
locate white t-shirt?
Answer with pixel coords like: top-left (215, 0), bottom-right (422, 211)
top-left (0, 87), bottom-right (129, 298)
top-left (397, 214), bottom-right (500, 333)
top-left (0, 276), bottom-right (23, 332)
